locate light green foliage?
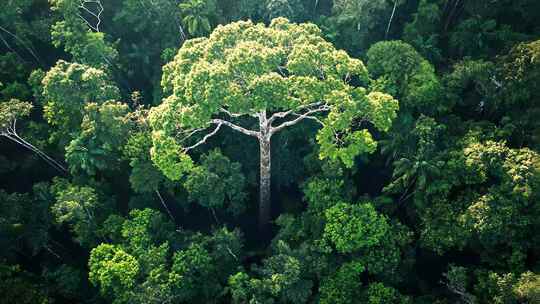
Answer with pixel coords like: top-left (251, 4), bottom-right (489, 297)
top-left (89, 244), bottom-right (139, 304)
top-left (89, 208), bottom-right (175, 303)
top-left (50, 179), bottom-right (112, 247)
top-left (41, 60), bottom-right (120, 144)
top-left (150, 18), bottom-right (397, 180)
top-left (185, 149), bottom-right (247, 214)
top-left (514, 272), bottom-right (540, 303)
top-left (0, 99), bottom-right (32, 131)
top-left (66, 101), bottom-right (130, 175)
top-left (50, 0), bottom-right (117, 67)
top-left (323, 202), bottom-right (388, 253)
top-left (149, 131), bottom-right (195, 181)
top-left (367, 40), bottom-right (443, 113)
top-left (475, 270), bottom-right (540, 304)
top-left (89, 208), bottom-right (242, 304)
top-left (365, 282), bottom-right (410, 304)
top-left (2, 1), bottom-right (540, 303)
top-left (120, 209), bottom-right (174, 258)
top-left (316, 92), bottom-right (396, 167)
top-left (319, 261), bottom-right (364, 304)
top-left (179, 0), bottom-right (219, 37)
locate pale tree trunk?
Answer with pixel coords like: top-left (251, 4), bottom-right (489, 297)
top-left (211, 105), bottom-right (329, 231)
top-left (385, 0), bottom-right (398, 39)
top-left (258, 110), bottom-right (272, 231)
top-left (259, 136), bottom-right (271, 231)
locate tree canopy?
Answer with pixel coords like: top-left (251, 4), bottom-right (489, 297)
top-left (0, 1), bottom-right (539, 303)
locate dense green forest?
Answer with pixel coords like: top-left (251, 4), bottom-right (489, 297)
top-left (1, 0), bottom-right (539, 303)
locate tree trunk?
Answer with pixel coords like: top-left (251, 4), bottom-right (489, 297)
top-left (385, 0), bottom-right (398, 39)
top-left (259, 136), bottom-right (271, 231)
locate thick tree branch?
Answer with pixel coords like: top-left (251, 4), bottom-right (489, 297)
top-left (268, 109), bottom-right (293, 124)
top-left (211, 119), bottom-right (260, 138)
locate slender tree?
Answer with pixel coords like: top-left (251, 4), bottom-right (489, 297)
top-left (149, 18), bottom-right (398, 229)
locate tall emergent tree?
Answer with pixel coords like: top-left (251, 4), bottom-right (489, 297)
top-left (149, 18), bottom-right (398, 228)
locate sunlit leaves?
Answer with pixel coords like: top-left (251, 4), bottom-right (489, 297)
top-left (319, 261), bottom-right (364, 304)
top-left (367, 40), bottom-right (442, 113)
top-left (41, 60), bottom-right (120, 144)
top-left (152, 18), bottom-right (398, 177)
top-left (0, 99), bottom-right (32, 131)
top-left (66, 101), bottom-right (130, 175)
top-left (89, 244), bottom-right (139, 304)
top-left (323, 202), bottom-right (388, 253)
top-left (50, 0), bottom-right (118, 67)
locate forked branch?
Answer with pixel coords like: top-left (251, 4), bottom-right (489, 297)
top-left (77, 0), bottom-right (104, 32)
top-left (1, 119), bottom-right (67, 173)
top-left (183, 122), bottom-right (223, 152)
top-left (270, 104), bottom-right (330, 134)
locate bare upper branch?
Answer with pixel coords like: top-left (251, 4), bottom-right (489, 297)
top-left (184, 123), bottom-right (223, 152)
top-left (267, 102), bottom-right (324, 125)
top-left (270, 105), bottom-right (330, 135)
top-left (220, 108), bottom-right (258, 119)
top-left (78, 0), bottom-right (104, 32)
